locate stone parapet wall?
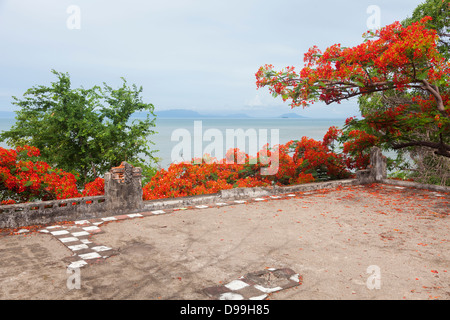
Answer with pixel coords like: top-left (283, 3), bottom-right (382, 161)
top-left (0, 156), bottom-right (448, 229)
top-left (0, 195), bottom-right (106, 228)
top-left (104, 161), bottom-right (144, 214)
top-left (357, 146), bottom-right (387, 184)
top-left (141, 179), bottom-right (359, 212)
top-left (0, 160), bottom-right (144, 229)
top-left (381, 179), bottom-right (449, 193)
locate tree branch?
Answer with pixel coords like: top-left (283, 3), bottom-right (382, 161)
top-left (392, 140), bottom-right (450, 158)
top-left (421, 79), bottom-right (448, 118)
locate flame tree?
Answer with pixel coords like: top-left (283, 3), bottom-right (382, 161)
top-left (256, 17), bottom-right (449, 160)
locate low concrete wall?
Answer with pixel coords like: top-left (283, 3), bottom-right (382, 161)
top-left (0, 155), bottom-right (448, 229)
top-left (273, 179), bottom-right (358, 194)
top-left (381, 179), bottom-right (450, 193)
top-left (0, 178), bottom-right (358, 228)
top-left (0, 196), bottom-right (107, 229)
top-left (356, 146), bottom-right (449, 193)
top-left (0, 160), bottom-right (146, 229)
top-left (357, 147), bottom-right (387, 184)
top-left (140, 179), bottom-right (359, 212)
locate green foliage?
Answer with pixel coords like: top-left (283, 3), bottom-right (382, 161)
top-left (0, 70), bottom-right (158, 185)
top-left (408, 148), bottom-right (450, 186)
top-left (402, 0), bottom-right (450, 59)
top-left (351, 1), bottom-right (450, 186)
top-left (341, 116), bottom-right (411, 173)
top-left (387, 170), bottom-right (412, 181)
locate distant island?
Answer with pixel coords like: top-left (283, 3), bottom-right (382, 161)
top-left (154, 109), bottom-right (252, 119)
top-left (152, 109), bottom-right (308, 119)
top-left (278, 113), bottom-right (308, 119)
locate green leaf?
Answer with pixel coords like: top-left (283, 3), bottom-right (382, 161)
top-left (416, 70), bottom-right (429, 80)
top-left (24, 181), bottom-right (33, 187)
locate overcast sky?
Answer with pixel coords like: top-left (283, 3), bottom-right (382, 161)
top-left (0, 0), bottom-right (424, 118)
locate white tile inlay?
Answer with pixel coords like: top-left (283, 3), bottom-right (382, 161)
top-left (290, 274), bottom-right (301, 283)
top-left (72, 231), bottom-right (90, 237)
top-left (74, 220), bottom-right (90, 225)
top-left (127, 213), bottom-right (143, 218)
top-left (224, 280), bottom-right (249, 291)
top-left (51, 230), bottom-right (70, 236)
top-left (68, 260), bottom-right (87, 269)
top-left (78, 252), bottom-right (102, 260)
top-left (101, 217), bottom-right (117, 221)
top-left (249, 294), bottom-right (268, 300)
top-left (68, 244), bottom-right (89, 251)
top-left (91, 246), bottom-right (112, 252)
top-left (219, 292), bottom-right (244, 300)
top-left (254, 285), bottom-right (283, 293)
top-left (82, 226), bottom-right (101, 232)
top-left (46, 226), bottom-right (62, 230)
top-left (59, 237), bottom-right (79, 243)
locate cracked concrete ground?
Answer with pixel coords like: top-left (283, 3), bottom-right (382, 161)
top-left (0, 184), bottom-right (448, 300)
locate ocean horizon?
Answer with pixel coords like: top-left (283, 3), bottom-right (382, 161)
top-left (0, 117), bottom-right (347, 169)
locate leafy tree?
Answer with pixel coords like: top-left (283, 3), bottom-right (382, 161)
top-left (255, 17), bottom-right (449, 159)
top-left (0, 70), bottom-right (158, 185)
top-left (357, 0), bottom-right (450, 184)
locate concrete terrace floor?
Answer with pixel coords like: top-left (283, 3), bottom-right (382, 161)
top-left (0, 183), bottom-right (449, 300)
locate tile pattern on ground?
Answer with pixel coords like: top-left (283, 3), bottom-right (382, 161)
top-left (37, 213), bottom-right (160, 269)
top-left (34, 192), bottom-right (305, 269)
top-left (202, 268), bottom-right (302, 300)
top-left (39, 220), bottom-right (116, 269)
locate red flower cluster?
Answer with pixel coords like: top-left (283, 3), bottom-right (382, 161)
top-left (342, 130), bottom-right (379, 170)
top-left (82, 177), bottom-right (105, 197)
top-left (1, 128), bottom-right (378, 204)
top-left (258, 17), bottom-right (446, 106)
top-left (0, 145), bottom-right (81, 203)
top-left (141, 129), bottom-right (359, 201)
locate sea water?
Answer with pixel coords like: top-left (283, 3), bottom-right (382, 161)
top-left (142, 118), bottom-right (346, 168)
top-left (0, 117), bottom-right (346, 169)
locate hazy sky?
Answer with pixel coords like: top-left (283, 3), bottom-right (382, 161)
top-left (0, 0), bottom-right (424, 118)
